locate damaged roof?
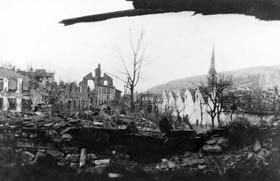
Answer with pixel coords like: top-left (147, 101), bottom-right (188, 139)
top-left (0, 68), bottom-right (29, 81)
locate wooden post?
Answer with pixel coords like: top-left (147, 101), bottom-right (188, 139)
top-left (79, 148), bottom-right (87, 168)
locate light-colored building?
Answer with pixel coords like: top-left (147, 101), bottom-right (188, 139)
top-left (0, 68), bottom-right (31, 112)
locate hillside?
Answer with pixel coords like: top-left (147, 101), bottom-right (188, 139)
top-left (146, 65), bottom-right (280, 94)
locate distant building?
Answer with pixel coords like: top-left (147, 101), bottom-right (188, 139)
top-left (0, 68), bottom-right (31, 112)
top-left (81, 64), bottom-right (121, 107)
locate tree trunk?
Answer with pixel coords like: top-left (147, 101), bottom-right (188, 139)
top-left (217, 112), bottom-right (221, 127)
top-left (130, 87), bottom-right (135, 112)
top-left (230, 111), bottom-right (234, 122)
top-left (200, 112), bottom-right (203, 127)
top-left (211, 116), bottom-right (215, 128)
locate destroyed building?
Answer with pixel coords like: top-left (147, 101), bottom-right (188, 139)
top-left (17, 68), bottom-right (57, 106)
top-left (52, 64), bottom-right (122, 114)
top-left (81, 64), bottom-right (121, 108)
top-left (0, 68), bottom-right (31, 112)
top-left (52, 81), bottom-right (85, 114)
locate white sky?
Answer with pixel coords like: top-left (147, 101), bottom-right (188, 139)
top-left (1, 0), bottom-right (280, 92)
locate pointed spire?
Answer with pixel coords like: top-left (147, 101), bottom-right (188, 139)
top-left (211, 45), bottom-right (215, 70)
top-left (208, 44), bottom-right (217, 88)
top-left (208, 44), bottom-right (216, 75)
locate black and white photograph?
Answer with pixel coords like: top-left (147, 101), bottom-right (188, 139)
top-left (0, 0), bottom-right (280, 180)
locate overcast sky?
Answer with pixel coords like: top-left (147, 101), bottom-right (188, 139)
top-left (1, 0), bottom-right (280, 92)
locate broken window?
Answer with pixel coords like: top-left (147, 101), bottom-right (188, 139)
top-left (8, 79), bottom-right (17, 91)
top-left (68, 101), bottom-right (71, 109)
top-left (8, 98), bottom-right (16, 110)
top-left (22, 80), bottom-right (30, 91)
top-left (0, 78), bottom-right (4, 91)
top-left (0, 98), bottom-right (3, 110)
top-left (104, 80), bottom-right (108, 86)
top-left (22, 98), bottom-right (32, 111)
top-left (87, 80), bottom-right (95, 91)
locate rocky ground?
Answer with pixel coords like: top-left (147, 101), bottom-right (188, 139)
top-left (0, 111), bottom-right (280, 181)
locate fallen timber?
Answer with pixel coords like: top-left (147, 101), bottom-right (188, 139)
top-left (60, 0), bottom-right (280, 25)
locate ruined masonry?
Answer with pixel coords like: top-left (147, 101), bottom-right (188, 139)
top-left (0, 68), bottom-right (31, 112)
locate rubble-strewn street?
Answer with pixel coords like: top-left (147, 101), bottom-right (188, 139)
top-left (0, 110), bottom-right (280, 181)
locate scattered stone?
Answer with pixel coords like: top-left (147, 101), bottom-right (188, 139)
top-left (167, 161), bottom-right (177, 169)
top-left (21, 132), bottom-right (28, 138)
top-left (34, 112), bottom-right (44, 117)
top-left (95, 159), bottom-right (110, 166)
top-left (16, 142), bottom-right (34, 148)
top-left (87, 153), bottom-right (97, 160)
top-left (21, 151), bottom-right (34, 163)
top-left (217, 137), bottom-right (229, 148)
top-left (257, 149), bottom-right (266, 159)
top-left (161, 158), bottom-right (168, 163)
top-left (108, 173), bottom-right (123, 178)
top-left (257, 149), bottom-right (271, 159)
top-left (62, 134), bottom-right (72, 141)
top-left (247, 152), bottom-right (254, 160)
top-left (60, 127), bottom-right (74, 135)
top-left (202, 144), bottom-right (223, 153)
top-left (29, 134), bottom-right (37, 138)
top-left (44, 122), bottom-right (54, 127)
top-left (46, 150), bottom-right (64, 157)
top-left (53, 122), bottom-right (66, 128)
top-left (70, 162), bottom-right (79, 169)
top-left (205, 139), bottom-right (217, 145)
top-left (198, 151), bottom-right (204, 158)
top-left (253, 140), bottom-right (262, 153)
top-left (198, 164), bottom-right (207, 170)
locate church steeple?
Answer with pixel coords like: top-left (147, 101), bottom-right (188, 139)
top-left (208, 45), bottom-right (217, 87)
top-left (208, 45), bottom-right (216, 75)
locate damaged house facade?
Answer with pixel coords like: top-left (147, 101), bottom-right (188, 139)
top-left (53, 64), bottom-right (121, 114)
top-left (81, 64), bottom-right (121, 108)
top-left (53, 81), bottom-right (86, 114)
top-left (0, 68), bottom-right (31, 112)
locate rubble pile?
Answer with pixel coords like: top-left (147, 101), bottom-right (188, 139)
top-left (0, 111), bottom-right (280, 180)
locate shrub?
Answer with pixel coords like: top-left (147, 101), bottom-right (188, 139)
top-left (226, 117), bottom-right (260, 148)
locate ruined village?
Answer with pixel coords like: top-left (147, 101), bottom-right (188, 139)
top-left (1, 0), bottom-right (280, 181)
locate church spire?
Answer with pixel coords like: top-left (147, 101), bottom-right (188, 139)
top-left (208, 45), bottom-right (216, 75)
top-left (208, 45), bottom-right (217, 87)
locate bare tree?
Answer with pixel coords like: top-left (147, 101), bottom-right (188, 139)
top-left (272, 86), bottom-right (280, 119)
top-left (223, 91), bottom-right (238, 122)
top-left (114, 30), bottom-right (148, 112)
top-left (215, 76), bottom-right (233, 124)
top-left (198, 75), bottom-right (233, 127)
